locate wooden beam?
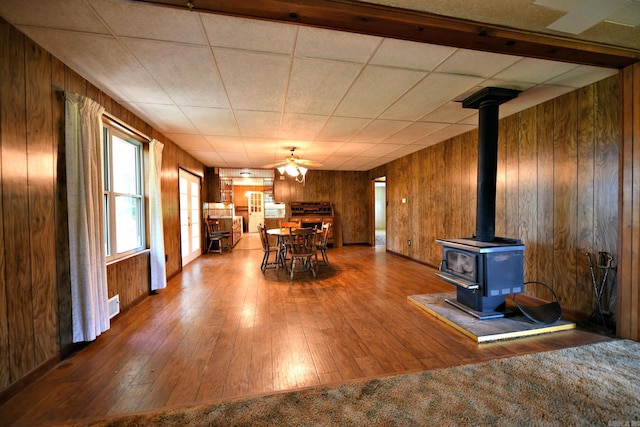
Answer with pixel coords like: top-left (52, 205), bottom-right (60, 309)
top-left (136, 0), bottom-right (639, 68)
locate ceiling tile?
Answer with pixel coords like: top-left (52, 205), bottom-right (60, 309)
top-left (279, 113), bottom-right (328, 140)
top-left (125, 103), bottom-right (196, 134)
top-left (285, 58), bottom-right (363, 115)
top-left (380, 73), bottom-right (485, 121)
top-left (202, 13), bottom-right (296, 54)
top-left (369, 38), bottom-right (457, 71)
top-left (188, 150), bottom-right (225, 167)
top-left (493, 57), bottom-right (579, 84)
top-left (123, 39), bottom-right (229, 108)
top-left (213, 48), bottom-right (290, 111)
top-left (545, 65), bottom-right (618, 87)
top-left (205, 136), bottom-right (245, 152)
top-left (165, 133), bottom-right (212, 151)
top-left (350, 120), bottom-right (412, 143)
top-left (361, 143), bottom-right (407, 157)
top-left (235, 110), bottom-right (281, 138)
top-left (316, 117), bottom-right (372, 141)
top-left (295, 26), bottom-right (381, 62)
top-left (498, 84), bottom-right (576, 117)
top-left (20, 28), bottom-right (171, 104)
top-left (182, 106), bottom-right (239, 136)
top-left (434, 49), bottom-right (522, 78)
top-left (1, 0), bottom-right (108, 33)
top-left (91, 0), bottom-right (206, 44)
top-left (331, 142), bottom-right (377, 156)
top-left (413, 124), bottom-right (477, 146)
top-left (421, 102), bottom-right (478, 124)
top-left (383, 122), bottom-right (449, 144)
top-left (334, 65), bottom-right (426, 118)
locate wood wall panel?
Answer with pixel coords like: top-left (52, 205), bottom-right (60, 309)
top-left (25, 40), bottom-right (58, 366)
top-left (619, 63), bottom-right (640, 341)
top-left (0, 17), bottom-right (205, 394)
top-left (1, 23), bottom-right (36, 382)
top-left (373, 77), bottom-right (619, 319)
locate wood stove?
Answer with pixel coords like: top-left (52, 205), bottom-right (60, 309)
top-left (436, 87), bottom-right (524, 319)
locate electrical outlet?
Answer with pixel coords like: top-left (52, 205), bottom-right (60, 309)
top-left (408, 239), bottom-right (411, 246)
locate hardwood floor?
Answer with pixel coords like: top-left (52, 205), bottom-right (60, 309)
top-left (0, 234), bottom-right (609, 426)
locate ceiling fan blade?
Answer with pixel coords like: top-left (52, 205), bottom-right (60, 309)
top-left (261, 160), bottom-right (287, 169)
top-left (297, 160), bottom-right (322, 168)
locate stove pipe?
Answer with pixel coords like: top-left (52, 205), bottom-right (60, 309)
top-left (461, 87), bottom-right (520, 242)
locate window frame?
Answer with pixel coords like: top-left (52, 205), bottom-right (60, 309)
top-left (102, 120), bottom-right (146, 262)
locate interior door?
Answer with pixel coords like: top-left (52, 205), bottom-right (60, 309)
top-left (248, 191), bottom-right (264, 233)
top-left (179, 169), bottom-right (201, 266)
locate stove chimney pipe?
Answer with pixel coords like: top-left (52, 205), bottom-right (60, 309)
top-left (461, 87), bottom-right (520, 242)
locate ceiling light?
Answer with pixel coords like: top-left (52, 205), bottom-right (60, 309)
top-left (239, 170), bottom-right (251, 177)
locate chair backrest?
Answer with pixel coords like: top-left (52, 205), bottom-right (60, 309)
top-left (288, 227), bottom-right (316, 254)
top-left (320, 222), bottom-right (331, 246)
top-left (280, 220), bottom-right (301, 229)
top-left (257, 224), bottom-right (269, 251)
top-left (206, 219), bottom-right (219, 235)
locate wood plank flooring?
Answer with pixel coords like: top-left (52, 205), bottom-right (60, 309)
top-left (0, 234), bottom-right (610, 426)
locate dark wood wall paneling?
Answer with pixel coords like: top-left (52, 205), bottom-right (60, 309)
top-left (619, 63), bottom-right (640, 341)
top-left (375, 76), bottom-right (619, 319)
top-left (0, 17), bottom-right (204, 394)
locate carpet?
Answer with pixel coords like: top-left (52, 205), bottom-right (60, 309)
top-left (63, 340), bottom-right (640, 427)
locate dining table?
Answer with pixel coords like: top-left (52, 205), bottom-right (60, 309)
top-left (266, 227), bottom-right (322, 271)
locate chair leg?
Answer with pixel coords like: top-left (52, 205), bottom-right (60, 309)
top-left (321, 248), bottom-right (329, 265)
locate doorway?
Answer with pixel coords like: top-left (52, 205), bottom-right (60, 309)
top-left (248, 191), bottom-right (264, 233)
top-left (179, 168), bottom-right (201, 267)
top-left (374, 177), bottom-right (386, 247)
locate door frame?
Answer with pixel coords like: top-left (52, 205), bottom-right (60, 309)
top-left (179, 168), bottom-right (202, 267)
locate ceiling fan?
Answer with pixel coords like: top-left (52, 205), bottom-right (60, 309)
top-left (264, 147), bottom-right (322, 184)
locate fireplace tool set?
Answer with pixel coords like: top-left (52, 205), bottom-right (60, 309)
top-left (585, 252), bottom-right (616, 332)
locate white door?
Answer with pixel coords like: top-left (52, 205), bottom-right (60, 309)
top-left (179, 169), bottom-right (201, 266)
top-left (248, 191), bottom-right (264, 233)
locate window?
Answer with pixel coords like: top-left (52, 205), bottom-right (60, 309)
top-left (103, 122), bottom-right (145, 260)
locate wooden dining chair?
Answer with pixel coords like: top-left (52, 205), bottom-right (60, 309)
top-left (257, 224), bottom-right (279, 273)
top-left (206, 219), bottom-right (231, 253)
top-left (317, 222), bottom-right (331, 265)
top-left (280, 220), bottom-right (301, 229)
top-left (286, 227), bottom-right (317, 279)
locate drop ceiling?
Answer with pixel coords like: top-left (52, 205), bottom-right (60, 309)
top-left (0, 0), bottom-right (636, 171)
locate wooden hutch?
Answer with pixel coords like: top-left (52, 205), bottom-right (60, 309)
top-left (290, 201), bottom-right (337, 246)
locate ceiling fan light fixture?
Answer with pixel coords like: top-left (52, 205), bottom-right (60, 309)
top-left (285, 164), bottom-right (299, 176)
top-left (277, 166), bottom-right (286, 175)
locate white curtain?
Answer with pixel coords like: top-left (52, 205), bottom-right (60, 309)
top-left (149, 139), bottom-right (167, 291)
top-left (65, 92), bottom-right (110, 343)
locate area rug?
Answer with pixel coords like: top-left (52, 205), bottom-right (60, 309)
top-left (64, 340), bottom-right (640, 427)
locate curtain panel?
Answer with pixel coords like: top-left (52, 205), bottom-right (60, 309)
top-left (149, 139), bottom-right (167, 291)
top-left (65, 92), bottom-right (110, 343)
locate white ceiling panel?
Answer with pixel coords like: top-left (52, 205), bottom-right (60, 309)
top-left (316, 117), bottom-right (372, 141)
top-left (334, 66), bottom-right (426, 118)
top-left (235, 111), bottom-right (281, 138)
top-left (434, 49), bottom-right (523, 78)
top-left (286, 58), bottom-right (363, 115)
top-left (331, 142), bottom-right (377, 156)
top-left (165, 134), bottom-right (212, 151)
top-left (382, 122), bottom-right (449, 144)
top-left (421, 102), bottom-right (478, 124)
top-left (350, 120), bottom-right (412, 143)
top-left (182, 106), bottom-right (239, 136)
top-left (90, 0), bottom-right (206, 44)
top-left (295, 26), bottom-right (381, 62)
top-left (370, 38), bottom-right (457, 71)
top-left (279, 114), bottom-right (328, 140)
top-left (413, 124), bottom-right (478, 147)
top-left (380, 73), bottom-right (485, 121)
top-left (0, 0), bottom-right (107, 33)
top-left (205, 136), bottom-right (246, 153)
top-left (123, 39), bottom-right (228, 108)
top-left (545, 65), bottom-right (618, 87)
top-left (202, 14), bottom-right (296, 54)
top-left (213, 49), bottom-right (291, 111)
top-left (493, 58), bottom-right (579, 84)
top-left (125, 103), bottom-right (196, 134)
top-left (361, 143), bottom-right (407, 157)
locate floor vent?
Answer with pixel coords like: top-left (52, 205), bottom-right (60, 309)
top-left (108, 295), bottom-right (120, 319)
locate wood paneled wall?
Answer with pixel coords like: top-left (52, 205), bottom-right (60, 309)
top-left (0, 17), bottom-right (204, 394)
top-left (371, 76), bottom-right (619, 319)
top-left (273, 170), bottom-right (370, 246)
top-left (619, 63), bottom-right (640, 341)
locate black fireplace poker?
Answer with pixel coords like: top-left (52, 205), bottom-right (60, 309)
top-left (461, 87), bottom-right (520, 242)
